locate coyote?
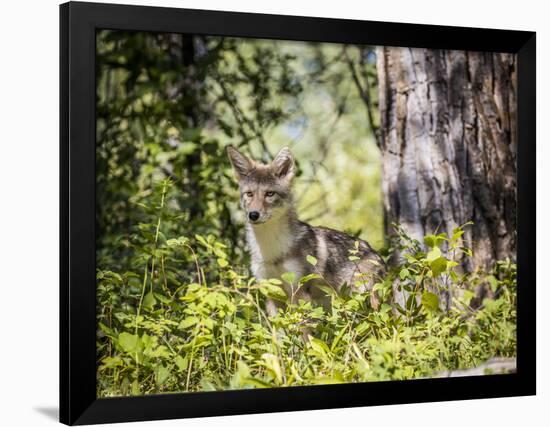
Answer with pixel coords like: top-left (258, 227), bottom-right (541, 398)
top-left (227, 145), bottom-right (386, 316)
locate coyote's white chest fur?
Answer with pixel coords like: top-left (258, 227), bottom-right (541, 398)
top-left (246, 215), bottom-right (305, 281)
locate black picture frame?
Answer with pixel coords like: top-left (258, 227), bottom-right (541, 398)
top-left (60, 1), bottom-right (536, 425)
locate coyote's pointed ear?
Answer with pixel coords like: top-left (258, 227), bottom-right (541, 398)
top-left (226, 145), bottom-right (253, 181)
top-left (272, 146), bottom-right (295, 181)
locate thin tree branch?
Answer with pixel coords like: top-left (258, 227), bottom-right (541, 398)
top-left (215, 74), bottom-right (273, 160)
top-left (344, 47), bottom-right (381, 147)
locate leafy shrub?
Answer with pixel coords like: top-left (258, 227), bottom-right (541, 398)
top-left (97, 180), bottom-right (516, 396)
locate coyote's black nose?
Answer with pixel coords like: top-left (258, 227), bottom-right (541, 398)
top-left (248, 211), bottom-right (260, 222)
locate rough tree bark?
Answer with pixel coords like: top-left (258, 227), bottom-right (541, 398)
top-left (376, 47), bottom-right (517, 272)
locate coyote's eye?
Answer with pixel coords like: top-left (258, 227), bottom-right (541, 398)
top-left (265, 191), bottom-right (275, 197)
top-left (244, 191), bottom-right (253, 198)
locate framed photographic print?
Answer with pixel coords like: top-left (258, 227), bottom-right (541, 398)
top-left (60, 1), bottom-right (536, 425)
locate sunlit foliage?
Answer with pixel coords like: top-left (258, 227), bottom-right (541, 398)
top-left (96, 181), bottom-right (516, 396)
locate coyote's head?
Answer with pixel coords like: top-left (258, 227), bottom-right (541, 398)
top-left (227, 145), bottom-right (295, 225)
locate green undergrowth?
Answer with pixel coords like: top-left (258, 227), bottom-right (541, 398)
top-left (97, 180), bottom-right (516, 397)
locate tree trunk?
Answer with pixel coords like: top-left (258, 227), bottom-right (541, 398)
top-left (376, 47), bottom-right (517, 272)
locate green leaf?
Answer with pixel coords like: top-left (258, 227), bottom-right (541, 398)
top-left (355, 321), bottom-right (370, 335)
top-left (217, 258), bottom-right (229, 268)
top-left (426, 247), bottom-right (442, 262)
top-left (330, 326), bottom-right (350, 352)
top-left (261, 353), bottom-right (283, 384)
top-left (380, 303), bottom-right (392, 314)
top-left (155, 365), bottom-right (170, 386)
top-left (178, 316), bottom-right (199, 329)
top-left (452, 229), bottom-right (464, 241)
top-left (306, 255), bottom-right (318, 266)
top-left (203, 317), bottom-right (215, 330)
top-left (118, 332), bottom-right (140, 353)
top-left (140, 333), bottom-right (155, 352)
top-left (281, 271), bottom-right (296, 284)
top-left (315, 283), bottom-right (337, 296)
top-left (230, 361), bottom-right (252, 389)
top-left (195, 234), bottom-right (209, 248)
top-left (424, 234), bottom-right (437, 248)
top-left (424, 233), bottom-right (447, 248)
top-left (299, 273), bottom-right (322, 283)
top-left (154, 292), bottom-right (172, 304)
top-left (488, 275), bottom-right (499, 292)
top-left (175, 355), bottom-right (188, 372)
top-left (421, 291), bottom-right (439, 312)
top-left (372, 282), bottom-right (386, 292)
top-left (259, 282), bottom-right (287, 300)
top-left (309, 337), bottom-right (331, 360)
top-left (430, 257), bottom-right (448, 277)
top-left (143, 291), bottom-right (157, 309)
top-left (99, 356), bottom-right (123, 371)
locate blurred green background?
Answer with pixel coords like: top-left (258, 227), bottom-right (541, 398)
top-left (96, 31), bottom-right (383, 272)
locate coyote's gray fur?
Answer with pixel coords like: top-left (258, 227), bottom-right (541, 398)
top-left (227, 145), bottom-right (386, 315)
